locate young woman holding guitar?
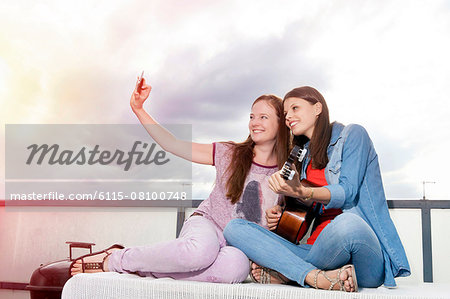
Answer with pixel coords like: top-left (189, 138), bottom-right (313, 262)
top-left (224, 86), bottom-right (410, 292)
top-left (70, 75), bottom-right (289, 283)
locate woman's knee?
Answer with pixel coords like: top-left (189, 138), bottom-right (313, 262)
top-left (223, 218), bottom-right (251, 245)
top-left (214, 246), bottom-right (250, 283)
top-left (332, 213), bottom-right (376, 241)
top-left (175, 237), bottom-right (220, 271)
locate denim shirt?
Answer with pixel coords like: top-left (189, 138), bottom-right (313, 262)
top-left (301, 122), bottom-right (411, 287)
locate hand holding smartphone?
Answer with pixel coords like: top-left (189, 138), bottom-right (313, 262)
top-left (137, 71), bottom-right (144, 93)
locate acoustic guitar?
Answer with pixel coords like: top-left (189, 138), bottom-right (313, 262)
top-left (275, 146), bottom-right (319, 244)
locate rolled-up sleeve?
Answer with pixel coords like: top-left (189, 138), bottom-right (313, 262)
top-left (323, 184), bottom-right (346, 209)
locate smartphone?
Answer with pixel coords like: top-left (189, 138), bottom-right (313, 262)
top-left (137, 71), bottom-right (144, 92)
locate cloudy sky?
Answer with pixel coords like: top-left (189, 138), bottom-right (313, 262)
top-left (1, 0), bottom-right (449, 200)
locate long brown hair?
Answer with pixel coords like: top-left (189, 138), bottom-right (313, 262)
top-left (225, 94), bottom-right (289, 204)
top-left (283, 86), bottom-right (332, 169)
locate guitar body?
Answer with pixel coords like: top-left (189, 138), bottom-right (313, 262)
top-left (275, 197), bottom-right (316, 244)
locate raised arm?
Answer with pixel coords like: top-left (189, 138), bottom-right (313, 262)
top-left (130, 77), bottom-right (213, 165)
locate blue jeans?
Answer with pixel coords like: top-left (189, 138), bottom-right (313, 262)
top-left (223, 213), bottom-right (384, 287)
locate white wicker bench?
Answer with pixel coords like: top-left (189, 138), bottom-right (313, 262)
top-left (62, 272), bottom-right (450, 299)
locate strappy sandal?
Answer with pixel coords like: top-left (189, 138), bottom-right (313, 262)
top-left (313, 264), bottom-right (358, 292)
top-left (70, 244), bottom-right (124, 275)
top-left (249, 261), bottom-right (289, 284)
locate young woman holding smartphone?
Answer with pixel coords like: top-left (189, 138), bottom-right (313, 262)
top-left (70, 76), bottom-right (289, 283)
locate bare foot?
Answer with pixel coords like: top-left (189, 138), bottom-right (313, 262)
top-left (306, 265), bottom-right (357, 292)
top-left (70, 247), bottom-right (121, 276)
top-left (250, 262), bottom-right (288, 284)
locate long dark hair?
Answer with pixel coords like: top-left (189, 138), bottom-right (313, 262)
top-left (283, 86), bottom-right (332, 169)
top-left (225, 94), bottom-right (289, 204)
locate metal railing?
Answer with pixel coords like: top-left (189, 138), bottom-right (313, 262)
top-left (387, 199), bottom-right (450, 282)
